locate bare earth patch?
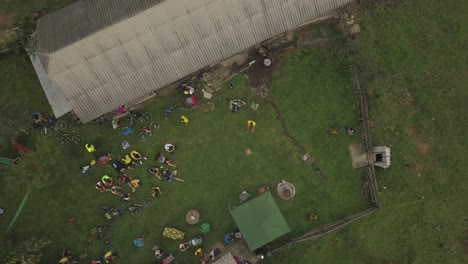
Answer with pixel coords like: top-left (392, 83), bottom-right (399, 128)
top-left (400, 92), bottom-right (416, 107)
top-left (349, 143), bottom-right (369, 169)
top-left (407, 126), bottom-right (416, 136)
top-left (0, 11), bottom-right (14, 27)
top-left (416, 141), bottom-right (430, 155)
top-left (415, 162), bottom-right (425, 173)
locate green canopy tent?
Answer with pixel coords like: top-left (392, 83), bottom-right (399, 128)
top-left (230, 191), bottom-right (290, 251)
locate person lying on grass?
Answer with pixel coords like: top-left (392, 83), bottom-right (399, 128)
top-left (151, 187), bottom-right (162, 198)
top-left (110, 186), bottom-right (124, 196)
top-left (150, 167), bottom-right (161, 177)
top-left (156, 169), bottom-right (184, 182)
top-left (118, 174), bottom-right (139, 190)
top-left (131, 150), bottom-right (147, 164)
top-left (165, 143), bottom-right (176, 154)
top-left (95, 181), bottom-right (108, 192)
top-left (129, 178), bottom-right (143, 192)
top-left (155, 152), bottom-right (177, 168)
top-left (121, 154), bottom-right (136, 169)
top-left (111, 160), bottom-right (126, 173)
top-left (121, 192), bottom-right (133, 202)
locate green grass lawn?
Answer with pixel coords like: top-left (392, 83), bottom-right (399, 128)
top-left (1, 0), bottom-right (467, 263)
top-left (265, 0), bottom-right (468, 263)
top-left (0, 41), bottom-right (368, 263)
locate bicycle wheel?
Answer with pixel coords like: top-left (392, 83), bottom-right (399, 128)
top-left (101, 233), bottom-right (112, 246)
top-left (149, 121), bottom-right (160, 130)
top-left (142, 112), bottom-right (152, 122)
top-left (173, 103), bottom-right (183, 110)
top-left (162, 112), bottom-right (170, 120)
top-left (41, 127), bottom-right (52, 137)
top-left (55, 120), bottom-right (67, 130)
top-left (142, 197), bottom-right (155, 207)
top-left (73, 135), bottom-right (84, 144)
top-left (130, 206), bottom-right (142, 217)
top-left (57, 138), bottom-right (67, 146)
top-left (138, 132), bottom-right (148, 142)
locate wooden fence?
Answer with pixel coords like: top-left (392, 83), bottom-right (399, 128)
top-left (351, 65), bottom-right (380, 208)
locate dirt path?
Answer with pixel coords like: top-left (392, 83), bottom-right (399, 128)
top-left (265, 99), bottom-right (327, 180)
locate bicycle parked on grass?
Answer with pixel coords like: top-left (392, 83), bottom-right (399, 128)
top-left (129, 111), bottom-right (152, 126)
top-left (161, 103), bottom-right (184, 120)
top-left (40, 120), bottom-right (67, 137)
top-left (87, 221), bottom-right (113, 246)
top-left (57, 132), bottom-right (84, 146)
top-left (138, 121), bottom-right (161, 141)
top-left (127, 197), bottom-right (154, 217)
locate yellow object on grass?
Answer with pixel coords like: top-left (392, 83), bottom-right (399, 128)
top-left (163, 227), bottom-right (185, 240)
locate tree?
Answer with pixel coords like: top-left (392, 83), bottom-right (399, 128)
top-left (1, 237), bottom-right (51, 264)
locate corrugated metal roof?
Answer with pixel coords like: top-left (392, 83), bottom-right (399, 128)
top-left (36, 0), bottom-right (352, 123)
top-left (36, 0), bottom-right (164, 53)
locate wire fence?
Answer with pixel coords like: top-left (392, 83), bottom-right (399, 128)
top-left (351, 65), bottom-right (380, 208)
top-left (263, 63), bottom-right (381, 255)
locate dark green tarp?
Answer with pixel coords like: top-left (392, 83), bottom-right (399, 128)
top-left (230, 192), bottom-right (290, 251)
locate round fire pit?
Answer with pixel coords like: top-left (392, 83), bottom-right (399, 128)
top-left (277, 180), bottom-right (296, 200)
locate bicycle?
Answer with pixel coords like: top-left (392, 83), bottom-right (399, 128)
top-left (87, 221), bottom-right (113, 246)
top-left (162, 103), bottom-right (183, 120)
top-left (57, 132), bottom-right (84, 146)
top-left (137, 121), bottom-right (161, 141)
top-left (127, 197), bottom-right (155, 217)
top-left (129, 111), bottom-right (152, 126)
top-left (228, 99), bottom-right (246, 112)
top-left (40, 119), bottom-right (67, 137)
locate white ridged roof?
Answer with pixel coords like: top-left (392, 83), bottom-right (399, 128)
top-left (36, 0), bottom-right (351, 122)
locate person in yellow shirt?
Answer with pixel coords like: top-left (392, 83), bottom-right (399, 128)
top-left (180, 115), bottom-right (189, 126)
top-left (122, 154), bottom-right (136, 168)
top-left (85, 144), bottom-right (96, 153)
top-left (247, 120), bottom-right (256, 132)
top-left (130, 150), bottom-right (147, 164)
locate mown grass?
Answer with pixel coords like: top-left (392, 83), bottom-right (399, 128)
top-left (266, 0), bottom-right (468, 263)
top-left (0, 40), bottom-right (367, 263)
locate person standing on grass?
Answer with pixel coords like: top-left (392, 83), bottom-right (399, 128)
top-left (180, 115), bottom-right (189, 126)
top-left (247, 120), bottom-right (256, 132)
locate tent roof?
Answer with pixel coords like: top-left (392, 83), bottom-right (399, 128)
top-left (230, 192), bottom-right (290, 251)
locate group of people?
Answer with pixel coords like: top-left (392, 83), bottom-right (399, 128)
top-left (86, 141), bottom-right (185, 203)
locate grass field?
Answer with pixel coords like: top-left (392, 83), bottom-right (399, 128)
top-left (0, 40), bottom-right (368, 263)
top-left (1, 0), bottom-right (467, 263)
top-left (264, 0), bottom-right (468, 263)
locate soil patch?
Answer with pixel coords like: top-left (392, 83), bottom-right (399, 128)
top-left (349, 143), bottom-right (369, 169)
top-left (414, 162), bottom-right (425, 173)
top-left (0, 12), bottom-right (14, 28)
top-left (406, 126), bottom-right (416, 136)
top-left (416, 141), bottom-right (430, 155)
top-left (400, 92), bottom-right (416, 107)
top-left (245, 48), bottom-right (292, 97)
